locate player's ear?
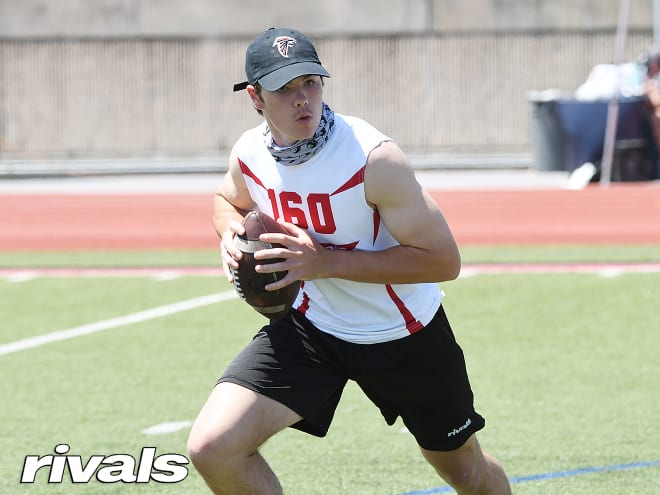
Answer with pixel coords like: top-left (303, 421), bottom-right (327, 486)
top-left (247, 85), bottom-right (264, 112)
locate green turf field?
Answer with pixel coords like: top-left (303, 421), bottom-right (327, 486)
top-left (2, 247), bottom-right (659, 494)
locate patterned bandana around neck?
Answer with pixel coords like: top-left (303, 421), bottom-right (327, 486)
top-left (265, 103), bottom-right (335, 166)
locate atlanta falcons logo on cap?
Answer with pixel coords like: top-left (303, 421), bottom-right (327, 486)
top-left (273, 36), bottom-right (296, 58)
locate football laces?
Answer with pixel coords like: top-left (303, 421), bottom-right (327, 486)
top-left (230, 266), bottom-right (246, 300)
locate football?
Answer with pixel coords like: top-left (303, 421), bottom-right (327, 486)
top-left (230, 211), bottom-right (301, 320)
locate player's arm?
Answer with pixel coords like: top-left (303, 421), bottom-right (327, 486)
top-left (256, 140), bottom-right (460, 287)
top-left (213, 145), bottom-right (257, 280)
top-left (327, 140), bottom-right (460, 283)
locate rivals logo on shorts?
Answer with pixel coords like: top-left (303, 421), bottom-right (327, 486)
top-left (447, 417), bottom-right (472, 438)
top-left (20, 444), bottom-right (189, 484)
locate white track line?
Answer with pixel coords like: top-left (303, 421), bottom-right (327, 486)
top-left (0, 267), bottom-right (219, 280)
top-left (0, 290), bottom-right (236, 357)
top-left (458, 262), bottom-right (660, 278)
top-left (3, 263), bottom-right (660, 281)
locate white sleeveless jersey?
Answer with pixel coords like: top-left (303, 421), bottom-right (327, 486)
top-left (234, 113), bottom-right (442, 343)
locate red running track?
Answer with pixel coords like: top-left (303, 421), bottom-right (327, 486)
top-left (1, 184), bottom-right (659, 250)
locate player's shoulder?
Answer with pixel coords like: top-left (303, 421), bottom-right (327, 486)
top-left (234, 121), bottom-right (268, 149)
top-left (333, 112), bottom-right (393, 156)
top-left (364, 140), bottom-right (414, 193)
top-left (229, 122), bottom-right (268, 169)
top-left (335, 112), bottom-right (383, 135)
top-left (363, 140), bottom-right (420, 208)
top-left (366, 140), bottom-right (409, 172)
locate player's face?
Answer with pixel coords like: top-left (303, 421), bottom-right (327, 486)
top-left (253, 75), bottom-right (324, 147)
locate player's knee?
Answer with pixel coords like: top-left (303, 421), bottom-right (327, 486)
top-left (187, 425), bottom-right (241, 475)
top-left (441, 463), bottom-right (481, 492)
top-left (422, 436), bottom-right (485, 493)
top-left (187, 430), bottom-right (216, 473)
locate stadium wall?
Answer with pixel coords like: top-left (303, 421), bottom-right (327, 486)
top-left (0, 1), bottom-right (655, 164)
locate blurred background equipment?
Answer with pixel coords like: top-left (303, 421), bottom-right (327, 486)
top-left (0, 0), bottom-right (658, 178)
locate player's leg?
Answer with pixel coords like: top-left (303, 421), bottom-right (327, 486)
top-left (188, 313), bottom-right (348, 494)
top-left (187, 381), bottom-right (302, 495)
top-left (420, 434), bottom-right (511, 495)
top-left (355, 306), bottom-right (511, 494)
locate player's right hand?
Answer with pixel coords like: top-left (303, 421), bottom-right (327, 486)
top-left (220, 220), bottom-right (245, 283)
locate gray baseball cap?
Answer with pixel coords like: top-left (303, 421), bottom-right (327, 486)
top-left (233, 27), bottom-right (330, 92)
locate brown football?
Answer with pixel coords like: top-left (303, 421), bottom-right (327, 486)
top-left (230, 211), bottom-right (301, 320)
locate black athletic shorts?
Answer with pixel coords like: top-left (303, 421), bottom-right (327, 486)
top-left (218, 305), bottom-right (485, 451)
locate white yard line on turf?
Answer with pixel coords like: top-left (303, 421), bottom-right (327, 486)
top-left (0, 290), bottom-right (237, 357)
top-left (3, 262), bottom-right (660, 355)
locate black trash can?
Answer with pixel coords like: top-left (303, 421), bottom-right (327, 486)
top-left (555, 96), bottom-right (657, 177)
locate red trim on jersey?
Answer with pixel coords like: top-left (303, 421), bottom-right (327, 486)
top-left (238, 159), bottom-right (267, 190)
top-left (385, 284), bottom-right (424, 334)
top-left (296, 284), bottom-right (310, 315)
top-left (320, 241), bottom-right (359, 251)
top-left (331, 165), bottom-right (366, 196)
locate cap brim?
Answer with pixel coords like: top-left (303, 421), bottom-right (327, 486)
top-left (257, 62), bottom-right (330, 91)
